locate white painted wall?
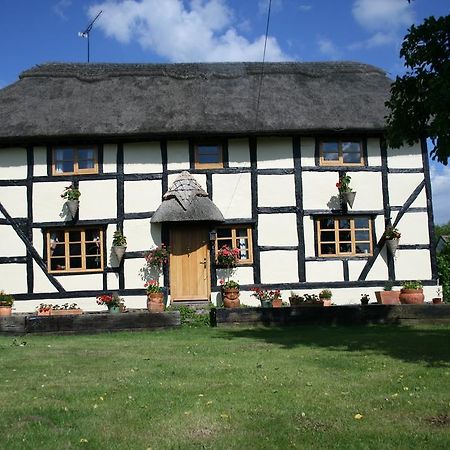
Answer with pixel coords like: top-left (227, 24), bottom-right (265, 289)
top-left (349, 172), bottom-right (383, 211)
top-left (306, 260), bottom-right (344, 282)
top-left (388, 142), bottom-right (423, 168)
top-left (33, 181), bottom-right (71, 222)
top-left (0, 186), bottom-right (27, 217)
top-left (395, 249), bottom-right (432, 280)
top-left (33, 146), bottom-right (48, 177)
top-left (124, 142), bottom-right (162, 174)
top-left (388, 173), bottom-right (426, 207)
top-left (0, 224), bottom-right (26, 256)
top-left (258, 174), bottom-right (296, 207)
top-left (260, 250), bottom-right (298, 283)
top-left (228, 138), bottom-right (250, 168)
top-left (393, 211), bottom-right (430, 245)
top-left (302, 171), bottom-right (340, 210)
top-left (366, 138), bottom-right (382, 166)
top-left (33, 262), bottom-right (59, 294)
top-left (216, 266), bottom-right (254, 286)
top-left (78, 179), bottom-right (117, 220)
top-left (300, 137), bottom-right (315, 166)
top-left (212, 173), bottom-right (251, 219)
top-left (167, 140), bottom-right (190, 171)
top-left (303, 216), bottom-right (316, 257)
top-left (256, 137), bottom-right (294, 169)
top-left (0, 147), bottom-right (27, 179)
top-left (0, 263), bottom-right (27, 293)
top-left (55, 273), bottom-right (103, 291)
top-left (258, 213), bottom-right (298, 246)
top-left (123, 218), bottom-right (158, 252)
top-left (124, 180), bottom-right (162, 213)
top-left (103, 144), bottom-right (117, 173)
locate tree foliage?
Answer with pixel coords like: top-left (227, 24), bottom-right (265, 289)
top-left (385, 15), bottom-right (450, 165)
top-left (435, 221), bottom-right (450, 240)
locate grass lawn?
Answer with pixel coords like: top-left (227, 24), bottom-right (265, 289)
top-left (0, 324), bottom-right (449, 449)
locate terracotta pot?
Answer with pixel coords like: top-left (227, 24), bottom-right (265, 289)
top-left (37, 310), bottom-right (51, 316)
top-left (375, 291), bottom-right (400, 305)
top-left (0, 306), bottom-right (12, 316)
top-left (322, 299), bottom-right (332, 307)
top-left (432, 298), bottom-right (443, 304)
top-left (399, 288), bottom-right (425, 304)
top-left (222, 288), bottom-right (240, 308)
top-left (147, 292), bottom-right (164, 312)
top-left (66, 200), bottom-right (79, 218)
top-left (272, 298), bottom-right (282, 308)
top-left (51, 309), bottom-right (83, 316)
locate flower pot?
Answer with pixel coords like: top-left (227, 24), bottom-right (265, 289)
top-left (222, 288), bottom-right (240, 308)
top-left (386, 238), bottom-right (399, 256)
top-left (66, 200), bottom-right (79, 218)
top-left (322, 299), bottom-right (332, 307)
top-left (260, 300), bottom-right (272, 308)
top-left (399, 288), bottom-right (425, 304)
top-left (107, 306), bottom-right (120, 314)
top-left (289, 296), bottom-right (302, 307)
top-left (147, 292), bottom-right (164, 312)
top-left (360, 298), bottom-right (369, 305)
top-left (341, 191), bottom-right (356, 208)
top-left (0, 306), bottom-right (12, 316)
top-left (432, 298), bottom-right (443, 304)
top-left (112, 245), bottom-right (127, 263)
top-left (272, 298), bottom-right (282, 308)
top-left (37, 310), bottom-right (51, 316)
top-left (375, 291), bottom-right (400, 305)
top-left (51, 309), bottom-right (83, 316)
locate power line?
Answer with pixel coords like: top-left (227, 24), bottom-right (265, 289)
top-left (254, 0), bottom-right (272, 128)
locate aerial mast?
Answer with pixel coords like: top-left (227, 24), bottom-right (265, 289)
top-left (78, 10), bottom-right (103, 63)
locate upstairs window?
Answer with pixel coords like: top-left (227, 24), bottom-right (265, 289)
top-left (46, 228), bottom-right (104, 273)
top-left (316, 217), bottom-right (372, 257)
top-left (195, 144), bottom-right (223, 169)
top-left (215, 225), bottom-right (253, 264)
top-left (320, 140), bottom-right (363, 166)
top-left (53, 146), bottom-right (98, 175)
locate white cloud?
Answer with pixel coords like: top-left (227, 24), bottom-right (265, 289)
top-left (317, 37), bottom-right (341, 60)
top-left (53, 0), bottom-right (72, 20)
top-left (89, 0), bottom-right (289, 62)
top-left (430, 164), bottom-right (450, 225)
top-left (352, 0), bottom-right (414, 31)
top-left (298, 4), bottom-right (312, 12)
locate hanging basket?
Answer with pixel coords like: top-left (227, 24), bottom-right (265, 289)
top-left (341, 192), bottom-right (356, 208)
top-left (66, 200), bottom-right (79, 218)
top-left (386, 238), bottom-right (399, 256)
top-left (112, 245), bottom-right (127, 263)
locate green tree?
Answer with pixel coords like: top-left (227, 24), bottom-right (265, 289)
top-left (385, 15), bottom-right (450, 165)
top-left (435, 221), bottom-right (450, 239)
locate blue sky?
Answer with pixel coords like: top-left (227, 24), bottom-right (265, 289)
top-left (0, 0), bottom-right (449, 223)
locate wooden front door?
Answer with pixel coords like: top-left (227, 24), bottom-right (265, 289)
top-left (170, 226), bottom-right (210, 301)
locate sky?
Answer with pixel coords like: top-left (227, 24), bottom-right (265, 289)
top-left (0, 0), bottom-right (449, 223)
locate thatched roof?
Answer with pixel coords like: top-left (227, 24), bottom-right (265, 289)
top-left (151, 171), bottom-right (224, 223)
top-left (0, 61), bottom-right (392, 142)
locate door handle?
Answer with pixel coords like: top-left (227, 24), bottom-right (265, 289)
top-left (200, 258), bottom-right (207, 268)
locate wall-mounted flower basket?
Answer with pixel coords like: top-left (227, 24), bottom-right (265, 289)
top-left (112, 245), bottom-right (127, 262)
top-left (111, 230), bottom-right (127, 263)
top-left (341, 191), bottom-right (356, 208)
top-left (66, 200), bottom-right (79, 218)
top-left (386, 238), bottom-right (399, 255)
top-left (61, 185), bottom-right (81, 219)
top-left (384, 226), bottom-right (401, 256)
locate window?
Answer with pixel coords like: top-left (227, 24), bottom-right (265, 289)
top-left (46, 228), bottom-right (104, 273)
top-left (52, 146), bottom-right (98, 175)
top-left (215, 226), bottom-right (253, 264)
top-left (195, 144), bottom-right (223, 169)
top-left (320, 140), bottom-right (363, 166)
top-left (316, 217), bottom-right (372, 257)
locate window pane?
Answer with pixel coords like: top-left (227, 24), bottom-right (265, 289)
top-left (323, 152), bottom-right (339, 161)
top-left (342, 142), bottom-right (360, 153)
top-left (355, 243), bottom-right (371, 254)
top-left (50, 231), bottom-right (65, 243)
top-left (197, 145), bottom-right (220, 164)
top-left (343, 152), bottom-right (361, 163)
top-left (322, 142), bottom-right (338, 152)
top-left (85, 241), bottom-right (101, 256)
top-left (69, 243), bottom-right (82, 256)
top-left (78, 159), bottom-right (95, 170)
top-left (321, 243), bottom-right (336, 255)
top-left (355, 230), bottom-right (370, 241)
top-left (86, 256), bottom-right (101, 269)
top-left (339, 219), bottom-right (351, 229)
top-left (58, 161), bottom-right (74, 173)
top-left (69, 231), bottom-right (81, 242)
top-left (320, 218), bottom-right (335, 229)
top-left (217, 228), bottom-right (231, 238)
top-left (339, 231), bottom-right (351, 241)
top-left (55, 148), bottom-right (73, 160)
top-left (354, 218), bottom-right (369, 229)
top-left (51, 258), bottom-right (66, 270)
top-left (217, 239), bottom-right (233, 249)
top-left (236, 228), bottom-right (248, 238)
top-left (78, 149), bottom-right (94, 160)
top-left (69, 257), bottom-right (82, 269)
top-left (85, 229), bottom-right (100, 241)
top-left (339, 243), bottom-right (352, 253)
top-left (321, 231), bottom-right (335, 242)
top-left (51, 244), bottom-right (66, 257)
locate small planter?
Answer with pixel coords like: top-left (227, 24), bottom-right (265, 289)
top-left (272, 298), bottom-right (282, 308)
top-left (260, 300), bottom-right (272, 308)
top-left (322, 299), bottom-right (332, 307)
top-left (66, 200), bottom-right (79, 218)
top-left (375, 291), bottom-right (400, 305)
top-left (107, 306), bottom-right (120, 314)
top-left (51, 309), bottom-right (83, 316)
top-left (112, 245), bottom-right (127, 263)
top-left (386, 238), bottom-right (399, 256)
top-left (0, 306), bottom-right (12, 316)
top-left (147, 292), bottom-right (165, 312)
top-left (341, 192), bottom-right (356, 208)
top-left (399, 288), bottom-right (425, 304)
top-left (432, 298), bottom-right (443, 304)
top-left (37, 310), bottom-right (51, 316)
top-left (360, 298), bottom-right (369, 305)
top-left (222, 288), bottom-right (240, 308)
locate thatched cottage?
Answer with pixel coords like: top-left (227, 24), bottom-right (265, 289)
top-left (0, 62), bottom-right (437, 311)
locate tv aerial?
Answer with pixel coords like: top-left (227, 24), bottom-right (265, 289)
top-left (78, 10), bottom-right (103, 63)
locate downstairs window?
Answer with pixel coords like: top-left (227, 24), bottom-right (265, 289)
top-left (215, 225), bottom-right (253, 264)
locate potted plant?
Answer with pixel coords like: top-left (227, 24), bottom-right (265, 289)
top-left (220, 279), bottom-right (240, 308)
top-left (61, 185), bottom-right (81, 218)
top-left (51, 303), bottom-right (83, 316)
top-left (375, 281), bottom-right (400, 304)
top-left (216, 244), bottom-right (240, 267)
top-left (145, 280), bottom-right (165, 312)
top-left (290, 293), bottom-right (324, 307)
top-left (432, 287), bottom-right (443, 304)
top-left (112, 229), bottom-right (127, 263)
top-left (384, 226), bottom-right (401, 256)
top-left (145, 244), bottom-right (170, 270)
top-left (289, 292), bottom-right (304, 307)
top-left (336, 175), bottom-right (356, 208)
top-left (251, 288), bottom-right (282, 308)
top-left (399, 280), bottom-right (424, 304)
top-left (0, 290), bottom-right (14, 316)
top-left (36, 303), bottom-right (52, 316)
top-left (360, 294), bottom-right (370, 305)
top-left (319, 289), bottom-right (333, 306)
top-left (96, 294), bottom-right (123, 314)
